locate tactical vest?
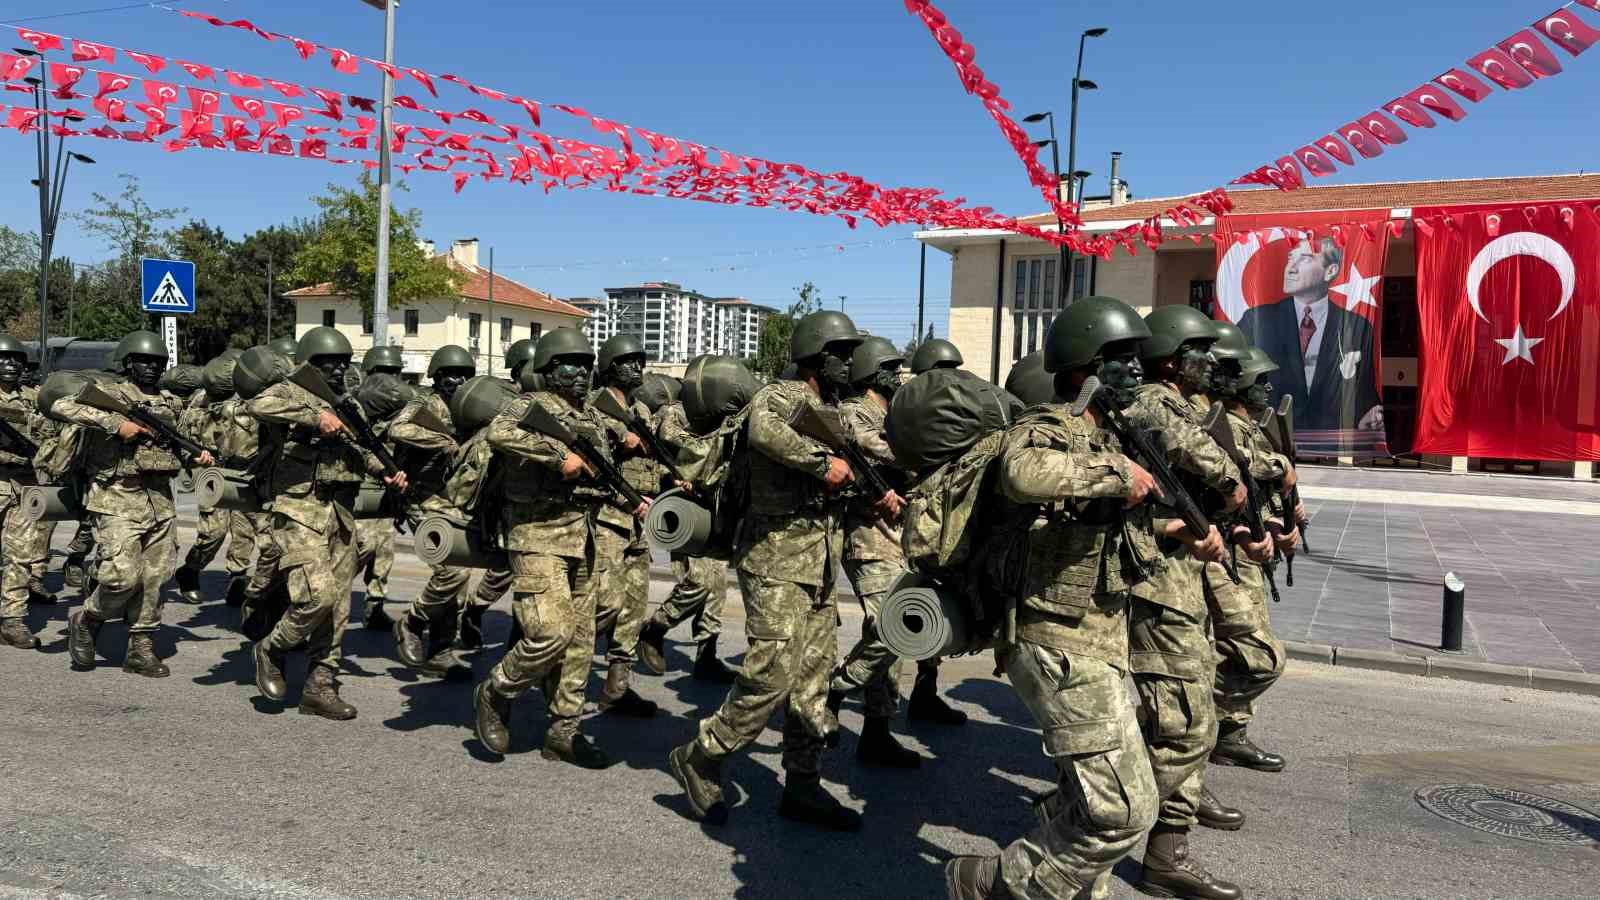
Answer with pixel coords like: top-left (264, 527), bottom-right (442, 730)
top-left (80, 385), bottom-right (183, 478)
top-left (745, 381), bottom-right (830, 517)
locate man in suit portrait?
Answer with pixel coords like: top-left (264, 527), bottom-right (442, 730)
top-left (1236, 236), bottom-right (1383, 436)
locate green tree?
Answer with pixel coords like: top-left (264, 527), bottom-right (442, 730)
top-left (290, 173), bottom-right (460, 318)
top-left (751, 281), bottom-right (822, 380)
top-left (69, 173), bottom-right (184, 340)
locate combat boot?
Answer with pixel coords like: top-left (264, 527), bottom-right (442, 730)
top-left (824, 686), bottom-right (846, 748)
top-left (1210, 724), bottom-right (1284, 772)
top-left (1137, 825), bottom-right (1243, 900)
top-left (1197, 786), bottom-right (1245, 831)
top-left (778, 775), bottom-right (862, 832)
top-left (123, 634), bottom-right (170, 678)
top-left (418, 649), bottom-right (472, 682)
top-left (637, 618), bottom-right (668, 675)
top-left (253, 642), bottom-right (287, 701)
top-left (393, 611), bottom-right (431, 667)
top-left (456, 604), bottom-right (486, 651)
top-left (27, 578), bottom-right (57, 606)
top-left (692, 638), bottom-right (737, 683)
top-left (363, 596), bottom-right (392, 631)
top-left (173, 565), bottom-right (204, 604)
top-left (298, 664), bottom-right (357, 721)
top-left (63, 554), bottom-right (85, 590)
top-left (597, 662), bottom-right (658, 718)
top-left (856, 716), bottom-right (923, 769)
top-left (541, 729), bottom-right (612, 769)
top-left (908, 663), bottom-right (968, 726)
top-left (66, 609), bottom-right (102, 670)
top-left (944, 855), bottom-right (1011, 900)
top-left (668, 740), bottom-right (728, 825)
top-left (473, 680), bottom-right (513, 755)
top-left (0, 618), bottom-right (39, 650)
top-left (224, 576), bottom-right (248, 608)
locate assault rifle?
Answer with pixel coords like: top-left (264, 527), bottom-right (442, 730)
top-left (516, 399), bottom-right (648, 511)
top-left (1069, 376), bottom-right (1240, 584)
top-left (1261, 394), bottom-right (1309, 585)
top-left (77, 382), bottom-right (215, 464)
top-left (1203, 405), bottom-right (1281, 602)
top-left (787, 401), bottom-right (893, 502)
top-left (590, 388), bottom-right (687, 486)
top-left (288, 364), bottom-right (404, 480)
top-left (0, 404), bottom-right (39, 459)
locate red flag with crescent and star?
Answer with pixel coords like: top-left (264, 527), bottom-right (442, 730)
top-left (1414, 201), bottom-right (1600, 460)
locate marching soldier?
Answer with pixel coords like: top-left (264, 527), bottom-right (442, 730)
top-left (249, 327), bottom-right (406, 720)
top-left (1124, 305), bottom-right (1254, 900)
top-left (669, 311), bottom-right (874, 831)
top-left (909, 338), bottom-right (964, 376)
top-left (174, 350), bottom-right (247, 604)
top-left (471, 327), bottom-right (645, 767)
top-left (946, 297), bottom-right (1164, 899)
top-left (0, 335), bottom-right (48, 648)
top-left (56, 331), bottom-right (215, 677)
top-left (354, 345), bottom-right (405, 630)
top-left (391, 345), bottom-right (475, 676)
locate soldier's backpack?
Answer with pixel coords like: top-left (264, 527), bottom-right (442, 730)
top-left (443, 377), bottom-right (520, 521)
top-left (33, 370), bottom-right (116, 482)
top-left (356, 373), bottom-right (419, 425)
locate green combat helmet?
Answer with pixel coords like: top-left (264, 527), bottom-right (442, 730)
top-left (115, 330), bottom-right (169, 366)
top-left (789, 310), bottom-right (861, 362)
top-left (530, 327), bottom-right (594, 373)
top-left (268, 337), bottom-right (300, 359)
top-left (1140, 304), bottom-right (1220, 362)
top-left (849, 336), bottom-right (905, 386)
top-left (427, 344), bottom-right (476, 378)
top-left (910, 338), bottom-right (964, 375)
top-left (1210, 320), bottom-right (1252, 363)
top-left (1043, 296), bottom-right (1152, 373)
top-left (503, 338), bottom-right (535, 378)
top-left (0, 335), bottom-right (26, 360)
top-left (1004, 351), bottom-right (1055, 406)
top-left (597, 333), bottom-right (646, 374)
top-left (1238, 346), bottom-right (1279, 384)
top-left (363, 345), bottom-right (405, 374)
top-left (295, 326), bottom-right (354, 364)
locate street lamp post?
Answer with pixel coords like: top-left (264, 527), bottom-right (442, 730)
top-left (361, 0), bottom-right (398, 352)
top-left (1022, 111), bottom-right (1064, 305)
top-left (1064, 27), bottom-right (1106, 308)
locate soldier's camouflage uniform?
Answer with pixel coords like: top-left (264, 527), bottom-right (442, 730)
top-left (647, 401), bottom-right (724, 642)
top-left (180, 392), bottom-right (255, 580)
top-left (480, 391), bottom-right (609, 743)
top-left (586, 388), bottom-right (659, 688)
top-left (0, 382), bottom-right (42, 624)
top-left (985, 403), bottom-right (1161, 899)
top-left (249, 377), bottom-right (384, 672)
top-left (1204, 407), bottom-right (1288, 731)
top-left (215, 395), bottom-right (280, 610)
top-left (693, 381), bottom-right (842, 779)
top-left (388, 391), bottom-right (469, 632)
top-left (354, 516), bottom-right (394, 604)
top-left (51, 382), bottom-right (185, 635)
top-left (831, 393), bottom-right (906, 717)
top-left (1124, 384), bottom-right (1240, 831)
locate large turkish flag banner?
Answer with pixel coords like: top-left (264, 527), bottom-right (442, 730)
top-left (1213, 210), bottom-right (1391, 456)
top-left (1413, 202), bottom-right (1600, 460)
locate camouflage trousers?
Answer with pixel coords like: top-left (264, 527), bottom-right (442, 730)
top-left (1129, 590), bottom-right (1218, 830)
top-left (27, 520), bottom-right (54, 584)
top-left (695, 570), bottom-right (837, 777)
top-left (241, 512), bottom-right (282, 602)
top-left (263, 514), bottom-right (356, 670)
top-left (353, 518), bottom-right (394, 600)
top-left (0, 489), bottom-right (43, 620)
top-left (651, 554), bottom-right (726, 643)
top-left (997, 642), bottom-right (1158, 900)
top-left (488, 550), bottom-right (595, 741)
top-left (84, 512), bottom-right (177, 634)
top-left (403, 514), bottom-right (471, 627)
top-left (184, 507), bottom-right (256, 575)
top-left (832, 556), bottom-right (906, 718)
top-left (591, 524), bottom-right (650, 667)
top-left (1205, 560), bottom-right (1285, 729)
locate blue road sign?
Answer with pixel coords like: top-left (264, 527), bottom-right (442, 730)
top-left (141, 258), bottom-right (196, 314)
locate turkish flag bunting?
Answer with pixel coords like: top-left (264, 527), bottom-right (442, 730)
top-left (1359, 110), bottom-right (1408, 145)
top-left (1383, 97), bottom-right (1436, 129)
top-left (1273, 156), bottom-right (1305, 189)
top-left (1575, 0), bottom-right (1600, 10)
top-left (269, 102), bottom-right (303, 128)
top-left (267, 80), bottom-right (303, 98)
top-left (17, 29), bottom-right (63, 53)
top-left (95, 72), bottom-right (133, 100)
top-left (72, 40), bottom-right (115, 64)
top-left (177, 61), bottom-right (215, 81)
top-left (126, 51), bottom-right (166, 74)
top-left (1314, 134), bottom-right (1355, 165)
top-left (1497, 29), bottom-right (1564, 77)
top-left (1467, 48), bottom-right (1535, 89)
top-left (327, 48), bottom-right (360, 75)
top-left (407, 69), bottom-right (437, 96)
top-left (1, 54), bottom-right (35, 81)
top-left (267, 134), bottom-right (294, 156)
top-left (94, 96), bottom-right (130, 122)
top-left (1413, 201), bottom-right (1600, 460)
top-left (226, 71), bottom-right (264, 90)
top-left (1435, 68), bottom-right (1494, 101)
top-left (187, 87), bottom-right (221, 115)
top-left (232, 94), bottom-right (267, 120)
top-left (1404, 85), bottom-right (1467, 121)
top-left (1534, 7), bottom-right (1600, 56)
top-left (1337, 121), bottom-right (1385, 158)
top-left (290, 37), bottom-right (317, 61)
top-left (49, 64), bottom-right (87, 93)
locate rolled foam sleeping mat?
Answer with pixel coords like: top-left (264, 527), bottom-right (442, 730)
top-left (415, 515), bottom-right (508, 569)
top-left (351, 485), bottom-right (391, 519)
top-left (644, 488), bottom-right (713, 555)
top-left (196, 467), bottom-right (260, 512)
top-left (22, 485), bottom-right (83, 523)
top-left (879, 572), bottom-right (971, 661)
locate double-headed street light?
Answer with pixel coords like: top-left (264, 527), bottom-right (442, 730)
top-left (1064, 27), bottom-right (1106, 307)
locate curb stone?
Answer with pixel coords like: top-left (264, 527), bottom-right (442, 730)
top-left (1283, 640), bottom-right (1597, 696)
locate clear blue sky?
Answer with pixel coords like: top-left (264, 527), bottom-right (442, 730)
top-left (5, 0), bottom-right (1598, 344)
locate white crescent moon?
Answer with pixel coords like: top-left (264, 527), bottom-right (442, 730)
top-left (1465, 231), bottom-right (1575, 323)
top-left (1216, 227), bottom-right (1286, 322)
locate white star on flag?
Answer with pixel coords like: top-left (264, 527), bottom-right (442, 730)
top-left (1331, 263), bottom-right (1381, 309)
top-left (1493, 324), bottom-right (1543, 365)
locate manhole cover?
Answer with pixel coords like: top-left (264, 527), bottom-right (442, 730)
top-left (1415, 784), bottom-right (1600, 847)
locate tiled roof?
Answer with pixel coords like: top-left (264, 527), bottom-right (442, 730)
top-left (1022, 173), bottom-right (1600, 226)
top-left (286, 255), bottom-right (587, 318)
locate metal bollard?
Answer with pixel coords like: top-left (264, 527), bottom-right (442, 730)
top-left (1441, 572), bottom-right (1465, 652)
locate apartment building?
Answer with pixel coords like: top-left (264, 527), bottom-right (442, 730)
top-left (573, 283), bottom-right (773, 363)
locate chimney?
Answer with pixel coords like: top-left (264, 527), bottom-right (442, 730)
top-left (418, 239), bottom-right (436, 256)
top-left (1108, 152), bottom-right (1127, 207)
top-left (451, 238), bottom-right (480, 268)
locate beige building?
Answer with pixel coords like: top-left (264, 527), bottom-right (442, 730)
top-left (918, 172), bottom-right (1600, 477)
top-left (287, 238), bottom-right (587, 380)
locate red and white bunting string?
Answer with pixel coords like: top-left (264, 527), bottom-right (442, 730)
top-left (1235, 2), bottom-right (1600, 190)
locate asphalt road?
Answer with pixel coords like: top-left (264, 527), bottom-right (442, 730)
top-left (2, 563), bottom-right (1598, 900)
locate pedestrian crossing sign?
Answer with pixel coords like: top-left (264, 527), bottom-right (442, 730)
top-left (141, 258), bottom-right (196, 314)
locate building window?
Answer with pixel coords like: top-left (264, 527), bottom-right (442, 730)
top-left (362, 309), bottom-right (374, 335)
top-left (1072, 258), bottom-right (1088, 301)
top-left (1012, 258), bottom-right (1058, 360)
top-left (530, 322), bottom-right (542, 341)
top-left (500, 317), bottom-right (513, 346)
top-left (404, 308), bottom-right (419, 336)
top-left (468, 312), bottom-right (482, 342)
top-left (322, 309), bottom-right (336, 328)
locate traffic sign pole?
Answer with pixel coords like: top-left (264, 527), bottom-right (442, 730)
top-left (162, 317), bottom-right (178, 371)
